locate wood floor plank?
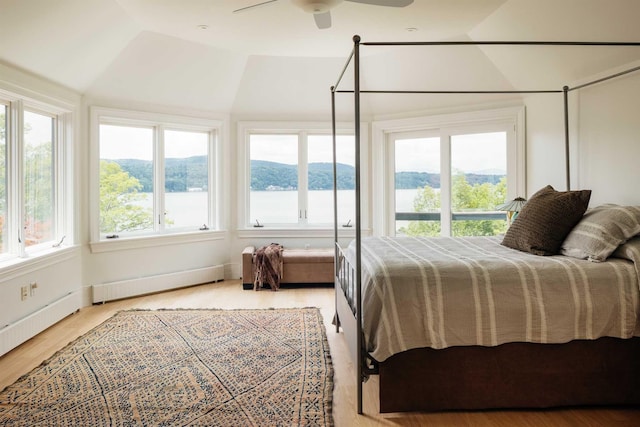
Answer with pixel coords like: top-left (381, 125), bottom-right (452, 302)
top-left (1, 280), bottom-right (638, 426)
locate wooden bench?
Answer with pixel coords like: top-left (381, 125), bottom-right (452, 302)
top-left (242, 246), bottom-right (334, 290)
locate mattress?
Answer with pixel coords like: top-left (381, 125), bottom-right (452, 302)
top-left (344, 236), bottom-right (640, 362)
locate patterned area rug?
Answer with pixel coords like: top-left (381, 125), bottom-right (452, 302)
top-left (0, 308), bottom-right (333, 426)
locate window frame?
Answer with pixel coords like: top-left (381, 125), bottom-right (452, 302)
top-left (89, 107), bottom-right (225, 253)
top-left (22, 107), bottom-right (58, 251)
top-left (373, 106), bottom-right (526, 237)
top-left (237, 121), bottom-right (367, 236)
top-left (0, 88), bottom-right (74, 265)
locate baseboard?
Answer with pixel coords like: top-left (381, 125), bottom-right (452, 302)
top-left (225, 263), bottom-right (241, 281)
top-left (92, 265), bottom-right (224, 304)
top-left (0, 290), bottom-right (81, 357)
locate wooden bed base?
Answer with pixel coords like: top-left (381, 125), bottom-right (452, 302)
top-left (378, 336), bottom-right (640, 413)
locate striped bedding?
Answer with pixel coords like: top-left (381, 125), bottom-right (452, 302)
top-left (345, 236), bottom-right (640, 362)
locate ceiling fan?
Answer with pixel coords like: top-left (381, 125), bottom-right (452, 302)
top-left (233, 0), bottom-right (414, 30)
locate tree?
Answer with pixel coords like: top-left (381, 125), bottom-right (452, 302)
top-left (23, 140), bottom-right (53, 245)
top-left (0, 113), bottom-right (41, 247)
top-left (100, 160), bottom-right (153, 233)
top-left (404, 185), bottom-right (441, 236)
top-left (451, 173), bottom-right (507, 236)
top-left (401, 174), bottom-right (508, 237)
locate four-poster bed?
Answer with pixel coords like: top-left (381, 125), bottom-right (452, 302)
top-left (331, 35), bottom-right (640, 414)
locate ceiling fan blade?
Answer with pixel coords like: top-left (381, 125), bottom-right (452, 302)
top-left (233, 0), bottom-right (279, 14)
top-left (345, 0), bottom-right (413, 6)
top-left (314, 11), bottom-right (332, 29)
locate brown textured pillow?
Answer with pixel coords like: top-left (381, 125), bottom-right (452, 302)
top-left (501, 185), bottom-right (592, 256)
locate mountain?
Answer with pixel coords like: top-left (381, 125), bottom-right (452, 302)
top-left (394, 171), bottom-right (504, 189)
top-left (472, 168), bottom-right (507, 175)
top-left (249, 160), bottom-right (355, 191)
top-left (109, 156), bottom-right (208, 192)
top-left (106, 158), bottom-right (504, 192)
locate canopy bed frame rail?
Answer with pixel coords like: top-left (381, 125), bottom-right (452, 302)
top-left (330, 35), bottom-right (640, 414)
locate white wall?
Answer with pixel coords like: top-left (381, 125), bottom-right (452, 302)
top-left (523, 66), bottom-right (640, 206)
top-left (86, 32), bottom-right (248, 114)
top-left (84, 238), bottom-right (233, 287)
top-left (577, 71), bottom-right (640, 206)
top-left (522, 93), bottom-right (568, 195)
top-left (0, 250), bottom-right (81, 328)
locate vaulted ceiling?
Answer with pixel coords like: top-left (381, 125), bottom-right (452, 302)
top-left (1, 0), bottom-right (639, 117)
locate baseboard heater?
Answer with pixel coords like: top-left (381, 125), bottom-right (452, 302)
top-left (92, 265), bottom-right (224, 304)
top-left (0, 290), bottom-right (82, 357)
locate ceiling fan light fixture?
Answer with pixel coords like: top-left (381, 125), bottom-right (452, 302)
top-left (292, 0), bottom-right (342, 14)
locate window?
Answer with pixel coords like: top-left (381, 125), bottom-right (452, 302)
top-left (0, 96), bottom-right (71, 262)
top-left (381, 107), bottom-right (524, 237)
top-left (250, 134), bottom-right (299, 225)
top-left (309, 134), bottom-right (356, 227)
top-left (23, 111), bottom-right (56, 246)
top-left (92, 108), bottom-right (220, 242)
top-left (99, 124), bottom-right (154, 234)
top-left (393, 134), bottom-right (441, 236)
top-left (450, 131), bottom-right (507, 236)
top-left (164, 130), bottom-right (210, 229)
top-left (242, 125), bottom-right (355, 229)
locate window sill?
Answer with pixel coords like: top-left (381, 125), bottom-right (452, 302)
top-left (0, 245), bottom-right (80, 280)
top-left (89, 230), bottom-right (226, 254)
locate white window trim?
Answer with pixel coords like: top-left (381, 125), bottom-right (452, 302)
top-left (372, 106), bottom-right (526, 237)
top-left (89, 106), bottom-right (225, 252)
top-left (0, 84), bottom-right (76, 268)
top-left (236, 121), bottom-right (369, 236)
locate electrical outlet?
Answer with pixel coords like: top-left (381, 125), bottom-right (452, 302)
top-left (30, 281), bottom-right (38, 296)
top-left (21, 286), bottom-right (28, 301)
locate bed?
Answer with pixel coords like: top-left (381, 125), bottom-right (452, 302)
top-left (330, 36), bottom-right (640, 414)
top-left (336, 234), bottom-right (640, 412)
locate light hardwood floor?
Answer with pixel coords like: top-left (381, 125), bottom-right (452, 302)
top-left (1, 279), bottom-right (639, 426)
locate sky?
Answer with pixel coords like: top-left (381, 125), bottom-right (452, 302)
top-left (395, 132), bottom-right (507, 174)
top-left (23, 111), bottom-right (54, 146)
top-left (251, 132), bottom-right (506, 174)
top-left (100, 125), bottom-right (208, 160)
top-left (99, 125), bottom-right (506, 175)
top-left (250, 134), bottom-right (356, 165)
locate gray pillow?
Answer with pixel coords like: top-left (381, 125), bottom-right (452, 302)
top-left (561, 204), bottom-right (640, 262)
top-left (612, 236), bottom-right (640, 263)
top-left (501, 185), bottom-right (592, 256)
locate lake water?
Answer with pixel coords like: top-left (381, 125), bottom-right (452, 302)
top-left (136, 192), bottom-right (209, 228)
top-left (137, 189), bottom-right (422, 227)
top-left (250, 189), bottom-right (421, 225)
